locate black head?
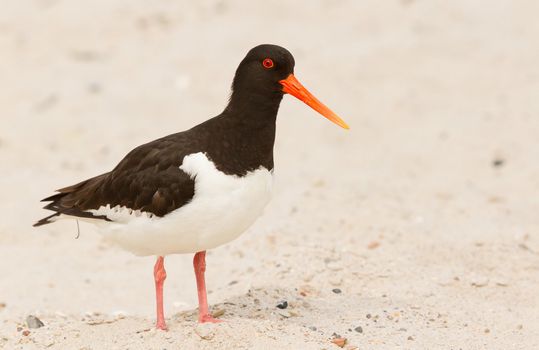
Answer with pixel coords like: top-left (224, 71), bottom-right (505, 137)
top-left (226, 44), bottom-right (349, 130)
top-left (231, 44), bottom-right (295, 99)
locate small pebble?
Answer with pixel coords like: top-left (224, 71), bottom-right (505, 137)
top-left (492, 158), bottom-right (504, 167)
top-left (366, 313), bottom-right (372, 319)
top-left (211, 309), bottom-right (225, 318)
top-left (22, 330), bottom-right (30, 337)
top-left (331, 337), bottom-right (347, 348)
top-left (309, 326), bottom-right (317, 331)
top-left (484, 328), bottom-right (490, 334)
top-left (354, 326), bottom-right (363, 333)
top-left (407, 335), bottom-right (414, 341)
top-left (332, 288), bottom-right (342, 294)
top-left (26, 315), bottom-right (45, 329)
top-left (367, 241), bottom-right (380, 249)
top-left (276, 300), bottom-right (288, 309)
top-left (194, 323), bottom-right (215, 340)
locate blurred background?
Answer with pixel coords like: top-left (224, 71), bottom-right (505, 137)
top-left (0, 1), bottom-right (538, 349)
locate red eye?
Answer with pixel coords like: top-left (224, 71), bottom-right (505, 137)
top-left (262, 58), bottom-right (274, 69)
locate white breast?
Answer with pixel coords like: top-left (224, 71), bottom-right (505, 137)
top-left (88, 152), bottom-right (273, 256)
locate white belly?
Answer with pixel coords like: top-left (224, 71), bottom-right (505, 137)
top-left (88, 152), bottom-right (273, 256)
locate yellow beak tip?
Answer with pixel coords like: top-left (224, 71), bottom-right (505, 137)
top-left (335, 120), bottom-right (350, 130)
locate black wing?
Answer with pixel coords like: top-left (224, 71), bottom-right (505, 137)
top-left (34, 134), bottom-right (198, 226)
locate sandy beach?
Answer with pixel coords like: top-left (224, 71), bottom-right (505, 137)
top-left (1, 1), bottom-right (538, 349)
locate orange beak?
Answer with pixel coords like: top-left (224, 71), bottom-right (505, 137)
top-left (279, 74), bottom-right (349, 129)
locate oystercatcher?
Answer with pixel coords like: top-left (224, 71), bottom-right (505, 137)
top-left (34, 44), bottom-right (348, 330)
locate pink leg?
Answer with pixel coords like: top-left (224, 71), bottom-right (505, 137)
top-left (154, 256), bottom-right (167, 330)
top-left (193, 251), bottom-right (222, 323)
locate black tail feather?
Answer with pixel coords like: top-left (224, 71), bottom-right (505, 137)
top-left (34, 173), bottom-right (110, 227)
top-left (40, 192), bottom-right (66, 203)
top-left (33, 212), bottom-right (61, 227)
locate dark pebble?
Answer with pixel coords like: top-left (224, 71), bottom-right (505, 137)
top-left (366, 313), bottom-right (372, 319)
top-left (332, 288), bottom-right (342, 294)
top-left (26, 315), bottom-right (44, 329)
top-left (492, 158), bottom-right (505, 167)
top-left (354, 326), bottom-right (363, 333)
top-left (276, 300), bottom-right (288, 309)
top-left (309, 326), bottom-right (317, 331)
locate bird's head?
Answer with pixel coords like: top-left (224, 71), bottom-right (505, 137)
top-left (230, 44), bottom-right (349, 129)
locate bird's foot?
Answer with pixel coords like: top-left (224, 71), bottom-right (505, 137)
top-left (198, 314), bottom-right (223, 324)
top-left (155, 321), bottom-right (168, 331)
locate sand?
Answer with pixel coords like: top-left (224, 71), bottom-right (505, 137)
top-left (1, 1), bottom-right (538, 349)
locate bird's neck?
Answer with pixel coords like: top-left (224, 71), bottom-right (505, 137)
top-left (204, 92), bottom-right (282, 175)
top-left (224, 90), bottom-right (283, 126)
